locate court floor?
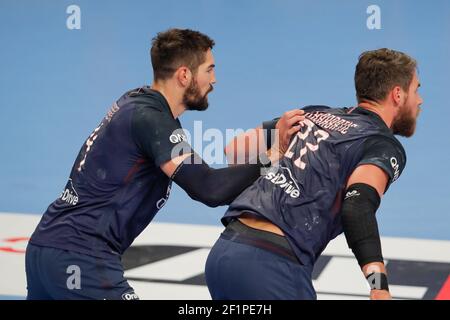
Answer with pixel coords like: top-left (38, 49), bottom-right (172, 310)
top-left (1, 212), bottom-right (449, 300)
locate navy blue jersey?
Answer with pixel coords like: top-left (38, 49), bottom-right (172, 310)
top-left (30, 87), bottom-right (192, 258)
top-left (223, 106), bottom-right (406, 266)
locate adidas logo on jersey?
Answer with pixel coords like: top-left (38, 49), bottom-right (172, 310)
top-left (265, 167), bottom-right (300, 198)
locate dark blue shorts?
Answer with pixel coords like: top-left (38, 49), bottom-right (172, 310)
top-left (205, 219), bottom-right (316, 300)
top-left (25, 243), bottom-right (138, 300)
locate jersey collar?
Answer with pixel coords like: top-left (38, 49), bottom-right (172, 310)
top-left (353, 106), bottom-right (390, 132)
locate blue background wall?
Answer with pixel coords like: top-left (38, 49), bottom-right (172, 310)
top-left (0, 0), bottom-right (449, 239)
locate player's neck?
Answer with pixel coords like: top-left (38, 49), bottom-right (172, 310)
top-left (151, 82), bottom-right (186, 119)
top-left (358, 101), bottom-right (395, 128)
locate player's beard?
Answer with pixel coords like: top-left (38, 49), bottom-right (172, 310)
top-left (183, 79), bottom-right (213, 111)
top-left (392, 103), bottom-right (417, 137)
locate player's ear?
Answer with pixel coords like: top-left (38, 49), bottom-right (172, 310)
top-left (392, 86), bottom-right (403, 107)
top-left (176, 66), bottom-right (191, 88)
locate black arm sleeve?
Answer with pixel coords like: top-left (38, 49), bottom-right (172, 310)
top-left (132, 105), bottom-right (270, 207)
top-left (341, 183), bottom-right (383, 267)
top-left (172, 153), bottom-right (270, 207)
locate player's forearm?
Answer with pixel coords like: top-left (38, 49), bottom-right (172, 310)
top-left (362, 261), bottom-right (386, 276)
top-left (362, 261), bottom-right (388, 289)
top-left (362, 261), bottom-right (391, 299)
top-left (343, 167), bottom-right (393, 299)
top-left (172, 153), bottom-right (271, 207)
top-left (341, 183), bottom-right (383, 267)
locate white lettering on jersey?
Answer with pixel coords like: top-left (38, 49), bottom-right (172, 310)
top-left (390, 157), bottom-right (400, 181)
top-left (60, 179), bottom-right (79, 206)
top-left (265, 167), bottom-right (300, 198)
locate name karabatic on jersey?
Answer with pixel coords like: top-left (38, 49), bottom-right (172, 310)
top-left (223, 106), bottom-right (406, 266)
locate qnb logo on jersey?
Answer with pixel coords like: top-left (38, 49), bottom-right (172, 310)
top-left (60, 179), bottom-right (79, 206)
top-left (265, 167), bottom-right (300, 198)
top-left (390, 157), bottom-right (400, 182)
top-left (121, 291), bottom-right (139, 300)
top-left (169, 132), bottom-right (187, 144)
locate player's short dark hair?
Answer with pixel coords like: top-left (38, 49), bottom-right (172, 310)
top-left (150, 28), bottom-right (215, 81)
top-left (355, 48), bottom-right (417, 103)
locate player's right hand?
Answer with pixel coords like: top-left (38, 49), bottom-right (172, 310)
top-left (370, 290), bottom-right (392, 300)
top-left (273, 109), bottom-right (305, 156)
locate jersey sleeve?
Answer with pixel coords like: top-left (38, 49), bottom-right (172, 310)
top-left (357, 136), bottom-right (407, 191)
top-left (131, 107), bottom-right (194, 166)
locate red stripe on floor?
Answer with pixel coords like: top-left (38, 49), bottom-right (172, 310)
top-left (435, 275), bottom-right (450, 300)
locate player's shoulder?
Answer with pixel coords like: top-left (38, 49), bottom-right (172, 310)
top-left (122, 86), bottom-right (179, 128)
top-left (360, 134), bottom-right (407, 185)
top-left (364, 133), bottom-right (406, 161)
top-left (127, 88), bottom-right (182, 143)
top-left (119, 86), bottom-right (171, 114)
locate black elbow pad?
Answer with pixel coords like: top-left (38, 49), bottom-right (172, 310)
top-left (341, 183), bottom-right (383, 267)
